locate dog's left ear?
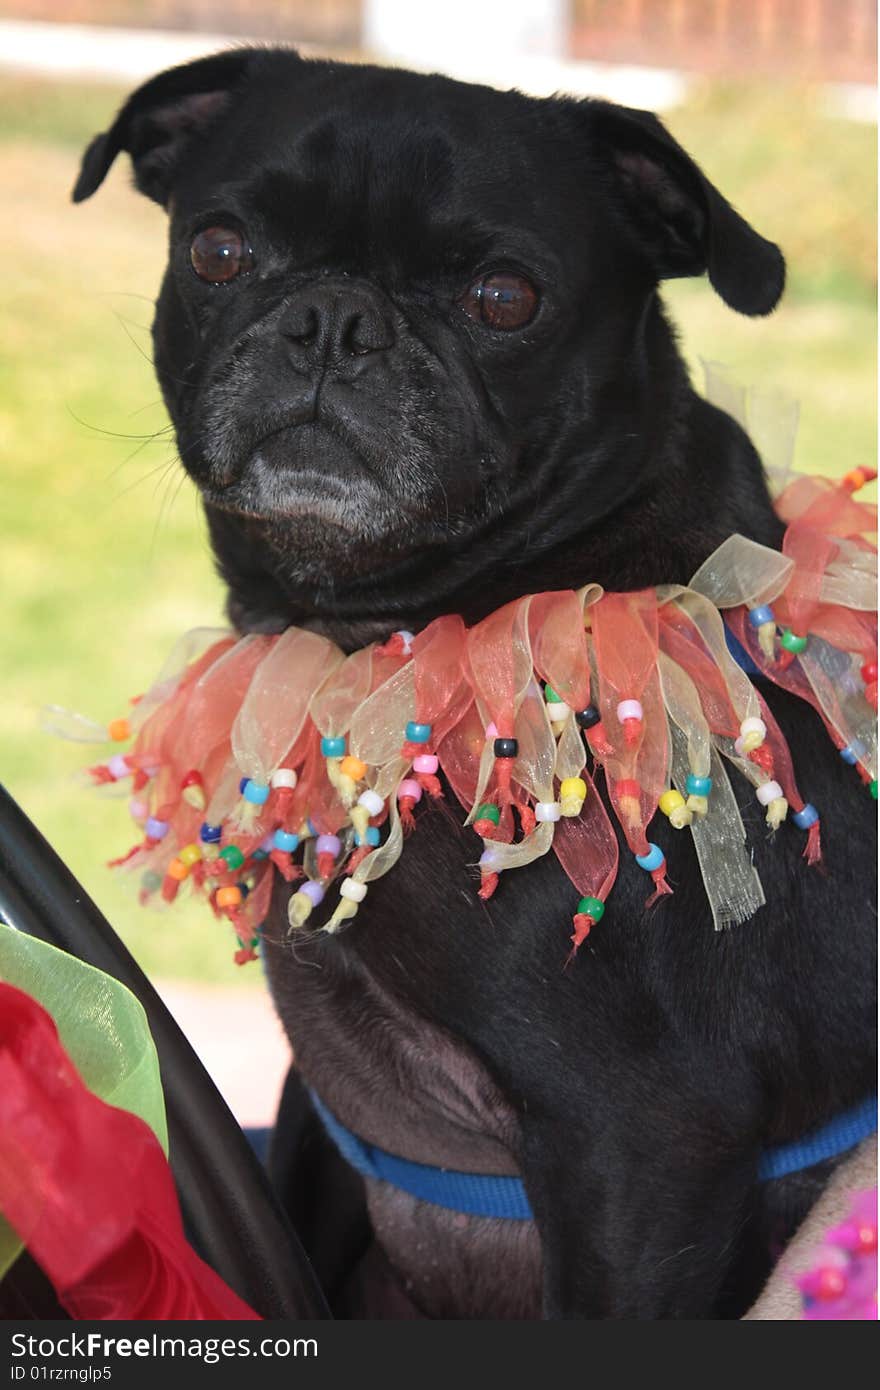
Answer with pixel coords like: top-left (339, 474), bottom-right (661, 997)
top-left (586, 101), bottom-right (785, 316)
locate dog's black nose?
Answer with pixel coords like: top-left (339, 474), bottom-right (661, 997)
top-left (279, 282), bottom-right (395, 370)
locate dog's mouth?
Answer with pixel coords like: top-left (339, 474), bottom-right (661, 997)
top-left (197, 418), bottom-right (417, 538)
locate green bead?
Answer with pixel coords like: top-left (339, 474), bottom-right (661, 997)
top-left (219, 844), bottom-right (245, 870)
top-left (577, 896), bottom-right (605, 921)
top-left (544, 683), bottom-right (562, 704)
top-left (871, 780), bottom-right (878, 800)
top-left (140, 870), bottom-right (162, 893)
top-left (780, 628), bottom-right (808, 654)
top-left (475, 802), bottom-right (500, 825)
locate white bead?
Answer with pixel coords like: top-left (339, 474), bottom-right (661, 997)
top-left (734, 736), bottom-right (746, 756)
top-left (271, 768), bottom-right (298, 790)
top-left (756, 780), bottom-right (783, 806)
top-left (546, 702), bottom-right (569, 722)
top-left (340, 877), bottom-right (367, 903)
top-left (740, 717), bottom-right (766, 740)
top-left (397, 630), bottom-right (415, 654)
top-left (358, 789), bottom-right (384, 817)
top-left (479, 848), bottom-right (500, 871)
top-left (534, 801), bottom-right (561, 822)
top-left (617, 699), bottom-right (643, 723)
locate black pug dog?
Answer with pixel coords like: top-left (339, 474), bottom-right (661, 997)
top-left (74, 47), bottom-right (876, 1319)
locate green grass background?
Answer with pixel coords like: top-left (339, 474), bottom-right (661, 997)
top-left (1, 74), bottom-right (875, 984)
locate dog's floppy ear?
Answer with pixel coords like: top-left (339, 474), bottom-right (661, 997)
top-left (72, 49), bottom-right (269, 207)
top-left (586, 101), bottom-right (785, 316)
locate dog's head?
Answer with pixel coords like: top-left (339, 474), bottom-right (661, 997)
top-left (75, 48), bottom-right (784, 627)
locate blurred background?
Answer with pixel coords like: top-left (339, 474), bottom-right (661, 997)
top-left (1, 1), bottom-right (875, 1121)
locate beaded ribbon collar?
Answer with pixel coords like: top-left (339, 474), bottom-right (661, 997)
top-left (50, 465), bottom-right (877, 965)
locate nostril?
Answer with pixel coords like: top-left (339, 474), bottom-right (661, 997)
top-left (345, 307), bottom-right (394, 356)
top-left (283, 304), bottom-right (319, 345)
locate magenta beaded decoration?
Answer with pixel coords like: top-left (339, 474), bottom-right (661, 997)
top-left (797, 1188), bottom-right (877, 1319)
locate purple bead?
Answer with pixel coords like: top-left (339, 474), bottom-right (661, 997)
top-left (316, 834), bottom-right (341, 856)
top-left (300, 880), bottom-right (325, 907)
top-left (146, 817), bottom-right (169, 840)
top-left (259, 833), bottom-right (276, 853)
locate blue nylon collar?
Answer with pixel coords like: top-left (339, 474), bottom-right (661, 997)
top-left (311, 1091), bottom-right (877, 1221)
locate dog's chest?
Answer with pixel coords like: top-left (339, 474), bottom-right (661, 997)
top-left (262, 875), bottom-right (544, 1316)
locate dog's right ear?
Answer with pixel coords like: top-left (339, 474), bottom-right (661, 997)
top-left (72, 49), bottom-right (268, 207)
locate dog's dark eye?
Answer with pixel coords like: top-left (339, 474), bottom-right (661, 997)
top-left (460, 271), bottom-right (539, 331)
top-left (190, 226), bottom-right (253, 284)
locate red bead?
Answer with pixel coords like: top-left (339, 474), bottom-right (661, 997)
top-left (816, 1266), bottom-right (847, 1300)
top-left (855, 1222), bottom-right (878, 1254)
top-left (860, 661), bottom-right (878, 684)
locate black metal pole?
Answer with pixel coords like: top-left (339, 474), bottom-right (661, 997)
top-left (0, 783), bottom-right (330, 1320)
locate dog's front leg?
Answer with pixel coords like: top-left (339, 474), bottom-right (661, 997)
top-left (519, 1079), bottom-right (761, 1319)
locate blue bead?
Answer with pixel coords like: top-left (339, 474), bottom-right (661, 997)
top-left (793, 803), bottom-right (819, 830)
top-left (273, 829), bottom-right (300, 853)
top-left (321, 736), bottom-right (346, 757)
top-left (237, 881), bottom-right (250, 900)
top-left (685, 774), bottom-right (712, 797)
top-left (239, 776), bottom-right (249, 793)
top-left (405, 721), bottom-right (432, 744)
top-left (840, 739), bottom-right (866, 765)
top-left (356, 826), bottom-right (381, 848)
top-left (243, 778), bottom-right (270, 805)
top-left (635, 843), bottom-right (665, 873)
top-left (200, 822), bottom-right (222, 843)
top-left (252, 849), bottom-right (268, 861)
top-left (749, 604), bottom-right (775, 628)
top-left (145, 817), bottom-right (169, 840)
top-left (306, 818), bottom-right (317, 837)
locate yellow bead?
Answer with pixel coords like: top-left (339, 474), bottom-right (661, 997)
top-left (340, 755), bottom-right (368, 781)
top-left (659, 789), bottom-right (685, 817)
top-left (178, 842), bottom-right (202, 867)
top-left (560, 777), bottom-right (587, 802)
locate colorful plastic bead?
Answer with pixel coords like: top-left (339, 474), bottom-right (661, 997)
top-left (299, 880), bottom-right (325, 907)
top-left (107, 754), bottom-right (130, 780)
top-left (493, 737), bottom-right (518, 758)
top-left (316, 834), bottom-right (341, 857)
top-left (748, 605), bottom-right (775, 628)
top-left (271, 768), bottom-right (298, 790)
top-left (617, 699), bottom-right (643, 724)
top-left (140, 870), bottom-right (162, 894)
top-left (559, 777), bottom-right (587, 815)
top-left (219, 844), bottom-right (245, 870)
top-left (108, 718), bottom-right (131, 742)
top-left (685, 774), bottom-right (712, 797)
top-left (396, 630), bottom-right (415, 654)
top-left (756, 780), bottom-right (784, 806)
top-left (340, 755), bottom-right (368, 781)
top-left (166, 858), bottom-right (189, 882)
top-left (321, 736), bottom-right (346, 757)
top-left (780, 629), bottom-right (808, 654)
top-left (355, 826), bottom-right (381, 848)
top-left (479, 848), bottom-right (501, 872)
top-left (739, 716), bottom-right (767, 752)
top-left (793, 804), bottom-right (819, 830)
top-left (535, 801), bottom-right (561, 823)
top-left (577, 896), bottom-right (605, 922)
top-left (129, 798), bottom-right (147, 820)
top-left (358, 789), bottom-right (384, 818)
top-left (242, 778), bottom-right (270, 805)
top-left (575, 706), bottom-right (601, 729)
top-left (178, 843), bottom-right (202, 867)
top-left (216, 885), bottom-right (242, 909)
top-left (861, 661), bottom-right (878, 684)
top-left (413, 753), bottom-right (440, 774)
top-left (398, 779), bottom-right (423, 803)
top-left (273, 829), bottom-right (300, 853)
top-left (659, 789), bottom-right (685, 817)
top-left (145, 817), bottom-right (169, 841)
top-left (339, 878), bottom-right (367, 903)
top-left (635, 844), bottom-right (665, 873)
top-left (840, 742), bottom-right (865, 765)
top-left (199, 822), bottom-right (222, 844)
top-left (405, 722), bottom-right (432, 744)
top-left (871, 780), bottom-right (878, 800)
